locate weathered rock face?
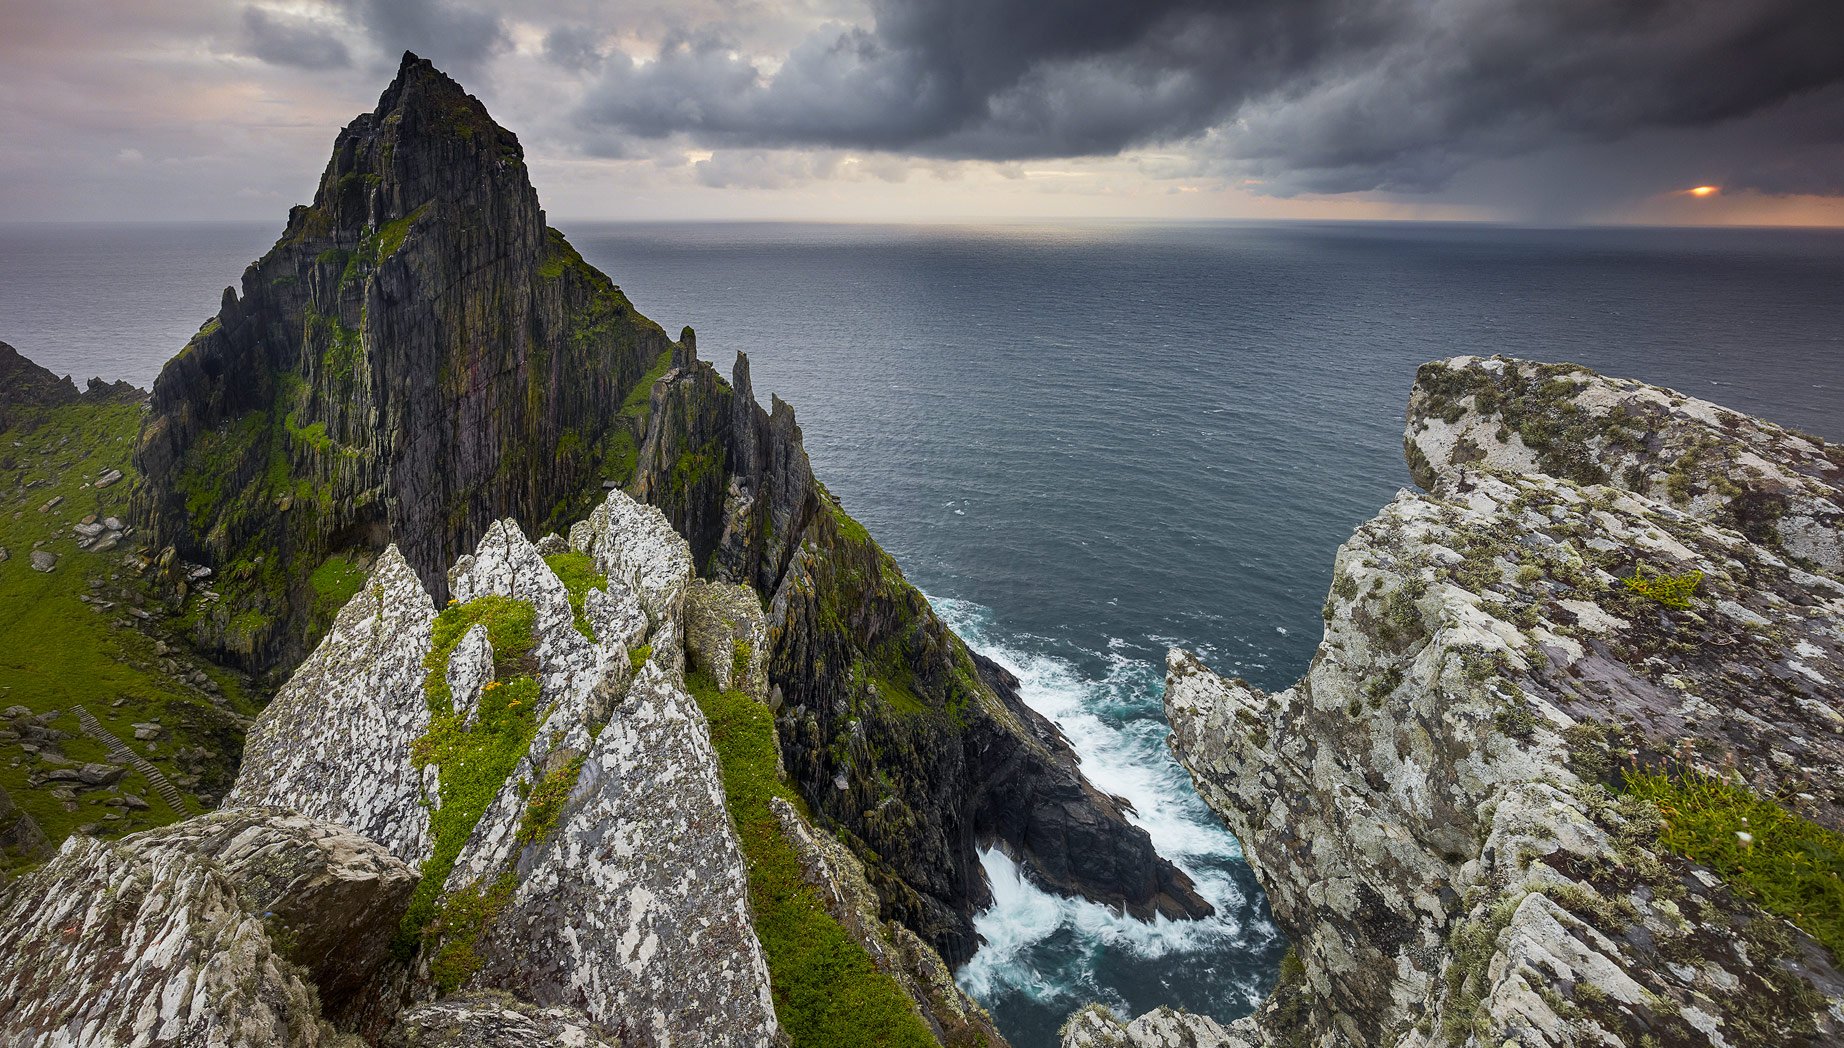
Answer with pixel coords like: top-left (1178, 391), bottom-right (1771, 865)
top-left (1076, 357), bottom-right (1844, 1047)
top-left (0, 782), bottom-right (50, 866)
top-left (234, 488), bottom-right (782, 1046)
top-left (631, 351), bottom-right (1211, 964)
top-left (228, 545), bottom-right (437, 857)
top-left (770, 794), bottom-right (1007, 1046)
top-left (0, 340), bottom-right (80, 414)
top-left (1406, 355), bottom-right (1844, 575)
top-left (383, 991), bottom-right (618, 1047)
top-left (0, 808), bottom-right (413, 1047)
top-left (131, 52), bottom-right (672, 674)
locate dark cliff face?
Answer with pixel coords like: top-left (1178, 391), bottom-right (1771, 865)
top-left (131, 53), bottom-right (672, 673)
top-left (633, 351), bottom-right (1213, 964)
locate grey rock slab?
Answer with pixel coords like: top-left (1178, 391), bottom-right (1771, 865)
top-left (228, 546), bottom-right (437, 860)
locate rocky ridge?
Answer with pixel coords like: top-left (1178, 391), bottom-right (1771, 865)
top-left (4, 487), bottom-right (1006, 1045)
top-left (628, 348), bottom-right (1212, 963)
top-left (1069, 357), bottom-right (1844, 1047)
top-left (111, 50), bottom-right (1201, 978)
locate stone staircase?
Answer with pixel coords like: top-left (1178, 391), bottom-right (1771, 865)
top-left (71, 706), bottom-right (188, 813)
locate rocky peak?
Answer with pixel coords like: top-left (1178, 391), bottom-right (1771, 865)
top-left (131, 54), bottom-right (672, 675)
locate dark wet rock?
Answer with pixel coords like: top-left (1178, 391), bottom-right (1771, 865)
top-left (631, 350), bottom-right (1210, 964)
top-left (0, 340), bottom-right (80, 415)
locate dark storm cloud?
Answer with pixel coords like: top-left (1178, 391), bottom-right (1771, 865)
top-left (543, 25), bottom-right (605, 73)
top-left (339, 0), bottom-right (509, 79)
top-left (572, 0), bottom-right (1844, 195)
top-left (238, 8), bottom-right (351, 70)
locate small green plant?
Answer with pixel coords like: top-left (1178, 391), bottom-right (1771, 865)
top-left (1622, 765), bottom-right (1844, 961)
top-left (398, 595), bottom-right (542, 957)
top-left (1623, 565), bottom-right (1702, 609)
top-left (515, 754), bottom-right (586, 847)
top-left (542, 550), bottom-right (607, 641)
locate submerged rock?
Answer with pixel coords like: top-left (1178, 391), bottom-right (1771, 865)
top-left (1081, 357), bottom-right (1844, 1048)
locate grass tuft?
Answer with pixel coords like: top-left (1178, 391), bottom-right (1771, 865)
top-left (688, 669), bottom-right (938, 1048)
top-left (542, 550), bottom-right (607, 641)
top-left (1623, 766), bottom-right (1844, 961)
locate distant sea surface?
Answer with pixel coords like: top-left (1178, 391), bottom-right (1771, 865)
top-left (5, 219), bottom-right (1842, 1047)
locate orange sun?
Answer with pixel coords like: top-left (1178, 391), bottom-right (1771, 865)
top-left (1686, 185), bottom-right (1720, 198)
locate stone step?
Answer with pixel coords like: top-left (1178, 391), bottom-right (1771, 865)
top-left (70, 705), bottom-right (187, 813)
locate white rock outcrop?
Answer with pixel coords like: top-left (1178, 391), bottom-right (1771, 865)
top-left (1073, 357), bottom-right (1844, 1048)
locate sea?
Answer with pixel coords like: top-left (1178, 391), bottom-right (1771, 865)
top-left (4, 219), bottom-right (1841, 1047)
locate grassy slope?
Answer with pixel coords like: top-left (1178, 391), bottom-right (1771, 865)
top-left (0, 401), bottom-right (255, 869)
top-left (689, 668), bottom-right (943, 1048)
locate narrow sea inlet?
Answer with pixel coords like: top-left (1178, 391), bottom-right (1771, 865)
top-left (4, 218), bottom-right (1841, 1047)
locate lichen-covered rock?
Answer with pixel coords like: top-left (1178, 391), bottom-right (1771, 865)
top-left (0, 810), bottom-right (408, 1048)
top-left (1107, 362), bottom-right (1844, 1048)
top-left (228, 488), bottom-right (782, 1047)
top-left (126, 808), bottom-right (420, 1024)
top-left (1061, 1003), bottom-right (1249, 1048)
top-left (771, 796), bottom-right (1006, 1046)
top-left (1406, 355), bottom-right (1844, 575)
top-left (229, 545), bottom-right (437, 859)
top-left (385, 991), bottom-right (617, 1047)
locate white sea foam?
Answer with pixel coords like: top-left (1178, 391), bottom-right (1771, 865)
top-left (933, 596), bottom-right (1278, 1007)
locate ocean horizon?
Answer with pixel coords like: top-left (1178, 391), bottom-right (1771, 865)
top-left (4, 217), bottom-right (1841, 1047)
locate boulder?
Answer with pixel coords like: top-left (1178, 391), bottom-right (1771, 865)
top-left (0, 809), bottom-right (413, 1047)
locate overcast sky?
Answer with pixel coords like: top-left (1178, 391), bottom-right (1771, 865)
top-left (3, 0), bottom-right (1841, 225)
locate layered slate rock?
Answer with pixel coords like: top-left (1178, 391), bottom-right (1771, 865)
top-left (1077, 359), bottom-right (1844, 1047)
top-left (131, 53), bottom-right (673, 673)
top-left (233, 489), bottom-right (781, 1047)
top-left (0, 809), bottom-right (413, 1047)
top-left (631, 349), bottom-right (1211, 964)
top-left (228, 546), bottom-right (437, 857)
top-left (385, 992), bottom-right (617, 1047)
top-left (1406, 354), bottom-right (1844, 575)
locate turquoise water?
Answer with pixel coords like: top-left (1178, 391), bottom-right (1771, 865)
top-left (4, 219), bottom-right (1842, 1046)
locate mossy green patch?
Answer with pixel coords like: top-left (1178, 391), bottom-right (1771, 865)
top-left (308, 553), bottom-right (367, 624)
top-left (688, 669), bottom-right (939, 1048)
top-left (542, 551), bottom-right (607, 641)
top-left (1622, 767), bottom-right (1844, 961)
top-left (515, 753), bottom-right (586, 847)
top-left (1623, 565), bottom-right (1702, 609)
top-left (399, 594), bottom-right (542, 952)
top-left (0, 401), bottom-right (257, 867)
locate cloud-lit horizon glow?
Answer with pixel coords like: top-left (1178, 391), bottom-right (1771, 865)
top-left (2, 0), bottom-right (1842, 227)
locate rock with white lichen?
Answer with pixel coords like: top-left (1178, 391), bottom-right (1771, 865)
top-left (236, 488), bottom-right (782, 1046)
top-left (383, 991), bottom-right (618, 1047)
top-left (1071, 357), bottom-right (1844, 1048)
top-left (0, 808), bottom-right (414, 1047)
top-left (1405, 354), bottom-right (1844, 575)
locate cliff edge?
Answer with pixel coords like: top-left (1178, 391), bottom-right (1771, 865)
top-left (1071, 356), bottom-right (1844, 1047)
